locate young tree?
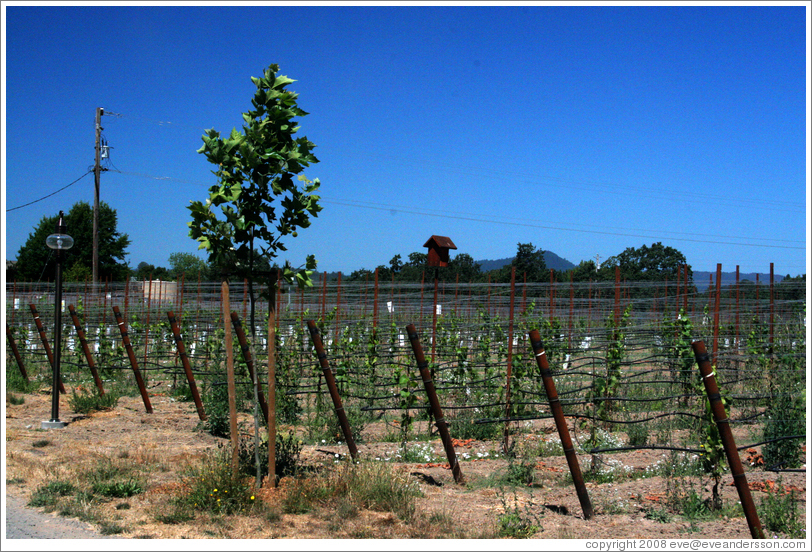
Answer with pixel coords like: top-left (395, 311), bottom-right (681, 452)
top-left (189, 63), bottom-right (321, 317)
top-left (14, 201), bottom-right (130, 282)
top-left (188, 63), bottom-right (322, 487)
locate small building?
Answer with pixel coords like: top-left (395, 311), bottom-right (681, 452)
top-left (141, 280), bottom-right (177, 303)
top-left (423, 235), bottom-right (457, 267)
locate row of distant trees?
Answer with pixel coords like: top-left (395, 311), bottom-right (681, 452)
top-left (7, 201), bottom-right (216, 283)
top-left (8, 201), bottom-right (805, 302)
top-left (347, 241), bottom-right (694, 286)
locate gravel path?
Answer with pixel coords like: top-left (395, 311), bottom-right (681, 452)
top-left (4, 494), bottom-right (121, 540)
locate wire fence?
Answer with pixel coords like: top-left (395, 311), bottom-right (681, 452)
top-left (5, 275), bottom-right (807, 473)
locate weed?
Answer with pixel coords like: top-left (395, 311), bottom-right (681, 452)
top-left (675, 488), bottom-right (712, 521)
top-left (92, 479), bottom-right (144, 498)
top-left (762, 382), bottom-right (805, 470)
top-left (496, 487), bottom-right (543, 538)
top-left (8, 394), bottom-right (25, 406)
top-left (153, 504), bottom-right (196, 525)
top-left (5, 362), bottom-right (40, 394)
top-left (281, 461), bottom-right (422, 521)
top-left (68, 388), bottom-right (119, 414)
top-left (759, 479), bottom-right (805, 538)
top-left (98, 521), bottom-right (127, 535)
top-left (625, 421), bottom-right (648, 447)
top-left (28, 480), bottom-right (76, 509)
top-left (178, 446), bottom-right (257, 515)
top-left (346, 462), bottom-right (423, 521)
top-left (237, 430), bottom-right (302, 482)
top-left (447, 411), bottom-right (503, 441)
top-left (580, 456), bottom-right (632, 484)
top-left (200, 381), bottom-right (231, 438)
top-left (645, 508), bottom-right (672, 523)
top-left (32, 439), bottom-right (51, 448)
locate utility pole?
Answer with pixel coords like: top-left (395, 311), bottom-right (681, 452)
top-left (93, 107), bottom-right (104, 284)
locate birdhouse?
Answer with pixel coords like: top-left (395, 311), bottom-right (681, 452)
top-left (423, 235), bottom-right (457, 267)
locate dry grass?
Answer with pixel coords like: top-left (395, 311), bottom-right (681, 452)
top-left (5, 390), bottom-right (806, 540)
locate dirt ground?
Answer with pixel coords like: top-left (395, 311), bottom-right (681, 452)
top-left (4, 386), bottom-right (806, 541)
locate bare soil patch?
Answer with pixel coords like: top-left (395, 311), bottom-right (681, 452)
top-left (5, 388), bottom-right (805, 540)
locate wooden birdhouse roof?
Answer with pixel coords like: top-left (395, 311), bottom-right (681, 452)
top-left (423, 235), bottom-right (457, 250)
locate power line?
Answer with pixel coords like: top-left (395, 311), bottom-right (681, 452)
top-left (319, 196), bottom-right (806, 246)
top-left (103, 167), bottom-right (806, 252)
top-left (320, 198), bottom-right (806, 252)
top-left (103, 110), bottom-right (804, 213)
top-left (5, 171), bottom-right (92, 212)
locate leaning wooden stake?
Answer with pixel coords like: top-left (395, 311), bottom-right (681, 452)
top-left (6, 323), bottom-right (29, 382)
top-left (405, 324), bottom-right (465, 484)
top-left (221, 283), bottom-right (240, 479)
top-left (166, 311), bottom-right (206, 421)
top-left (29, 304), bottom-right (66, 394)
top-left (112, 306), bottom-right (153, 413)
top-left (231, 312), bottom-right (269, 424)
top-left (691, 340), bottom-right (764, 539)
top-left (528, 330), bottom-right (594, 520)
top-left (68, 305), bottom-right (106, 396)
top-left (306, 320), bottom-right (359, 460)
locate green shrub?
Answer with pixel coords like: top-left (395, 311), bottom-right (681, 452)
top-left (29, 480), bottom-right (76, 508)
top-left (7, 393), bottom-right (25, 405)
top-left (92, 479), bottom-right (144, 498)
top-left (5, 359), bottom-right (40, 394)
top-left (179, 446), bottom-right (258, 515)
top-left (280, 461), bottom-right (423, 520)
top-left (68, 388), bottom-right (119, 414)
top-left (237, 430), bottom-right (302, 482)
top-left (759, 479), bottom-right (804, 538)
top-left (496, 488), bottom-right (542, 538)
top-left (626, 421), bottom-right (648, 447)
top-left (346, 462), bottom-right (423, 521)
top-left (201, 382), bottom-right (231, 438)
top-left (447, 411), bottom-right (502, 441)
top-left (762, 384), bottom-right (805, 470)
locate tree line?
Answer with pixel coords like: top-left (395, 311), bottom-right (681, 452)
top-left (8, 201), bottom-right (805, 303)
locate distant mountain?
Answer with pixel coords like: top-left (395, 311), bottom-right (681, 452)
top-left (692, 271), bottom-right (786, 288)
top-left (476, 251), bottom-right (576, 273)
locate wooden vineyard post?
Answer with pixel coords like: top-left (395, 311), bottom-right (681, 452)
top-left (692, 340), bottom-right (764, 539)
top-left (528, 330), bottom-right (594, 520)
top-left (112, 306), bottom-right (153, 413)
top-left (405, 324), bottom-right (465, 484)
top-left (503, 267), bottom-right (516, 452)
top-left (431, 268), bottom-right (439, 365)
top-left (712, 264), bottom-right (722, 366)
top-left (143, 277), bottom-right (153, 380)
top-left (6, 323), bottom-right (29, 382)
top-left (166, 311), bottom-right (206, 421)
top-left (306, 321), bottom-right (359, 460)
top-left (68, 305), bottom-right (105, 396)
top-left (29, 304), bottom-right (66, 394)
top-left (550, 268), bottom-right (555, 320)
top-left (221, 283), bottom-right (240, 479)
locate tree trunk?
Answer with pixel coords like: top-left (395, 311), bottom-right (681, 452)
top-left (267, 289), bottom-right (277, 487)
top-left (222, 282), bottom-right (239, 479)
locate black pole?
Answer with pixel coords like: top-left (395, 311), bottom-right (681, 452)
top-left (50, 247), bottom-right (64, 422)
top-left (44, 212), bottom-right (69, 429)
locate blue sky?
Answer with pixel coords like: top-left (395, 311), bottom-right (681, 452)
top-left (3, 3), bottom-right (810, 277)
